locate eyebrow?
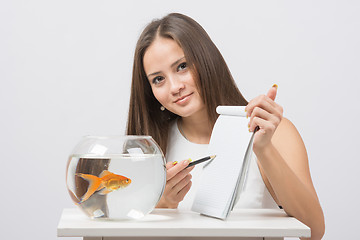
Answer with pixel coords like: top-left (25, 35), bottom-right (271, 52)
top-left (147, 57), bottom-right (185, 78)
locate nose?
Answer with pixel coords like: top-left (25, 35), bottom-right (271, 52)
top-left (168, 75), bottom-right (185, 95)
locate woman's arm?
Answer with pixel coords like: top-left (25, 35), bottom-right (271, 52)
top-left (246, 86), bottom-right (325, 239)
top-left (256, 118), bottom-right (325, 240)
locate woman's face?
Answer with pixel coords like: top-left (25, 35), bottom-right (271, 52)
top-left (143, 37), bottom-right (205, 118)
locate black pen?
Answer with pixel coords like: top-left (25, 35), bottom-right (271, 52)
top-left (185, 155), bottom-right (216, 168)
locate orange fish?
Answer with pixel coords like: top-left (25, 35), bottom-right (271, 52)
top-left (76, 170), bottom-right (131, 203)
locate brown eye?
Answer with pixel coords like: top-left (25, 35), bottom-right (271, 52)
top-left (152, 76), bottom-right (164, 85)
top-left (177, 62), bottom-right (187, 71)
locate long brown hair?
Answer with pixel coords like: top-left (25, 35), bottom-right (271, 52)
top-left (127, 13), bottom-right (248, 155)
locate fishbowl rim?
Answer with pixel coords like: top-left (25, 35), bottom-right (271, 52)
top-left (82, 135), bottom-right (153, 140)
top-left (69, 153), bottom-right (164, 158)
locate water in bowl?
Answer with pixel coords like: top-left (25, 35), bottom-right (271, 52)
top-left (66, 153), bottom-right (166, 220)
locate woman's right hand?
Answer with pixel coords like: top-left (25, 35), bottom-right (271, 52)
top-left (156, 159), bottom-right (194, 208)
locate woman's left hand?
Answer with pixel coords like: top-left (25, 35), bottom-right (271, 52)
top-left (245, 85), bottom-right (283, 152)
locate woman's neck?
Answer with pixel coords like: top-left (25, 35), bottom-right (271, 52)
top-left (179, 114), bottom-right (212, 144)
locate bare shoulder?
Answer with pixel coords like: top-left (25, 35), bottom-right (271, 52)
top-left (273, 117), bottom-right (304, 146)
top-left (272, 117), bottom-right (308, 165)
top-left (257, 117), bottom-right (320, 204)
top-left (272, 117), bottom-right (314, 187)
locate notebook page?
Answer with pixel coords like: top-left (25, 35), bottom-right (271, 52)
top-left (191, 114), bottom-right (252, 219)
top-left (231, 131), bottom-right (255, 210)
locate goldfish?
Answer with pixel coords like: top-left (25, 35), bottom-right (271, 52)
top-left (76, 170), bottom-right (132, 203)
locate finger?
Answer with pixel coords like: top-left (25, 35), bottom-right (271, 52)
top-left (176, 181), bottom-right (192, 202)
top-left (172, 174), bottom-right (192, 194)
top-left (266, 84), bottom-right (278, 101)
top-left (250, 116), bottom-right (276, 134)
top-left (245, 85), bottom-right (279, 116)
top-left (248, 107), bottom-right (271, 130)
top-left (167, 166), bottom-right (193, 188)
top-left (166, 161), bottom-right (175, 170)
top-left (248, 106), bottom-right (282, 131)
top-left (160, 186), bottom-right (178, 206)
top-left (166, 159), bottom-right (191, 180)
top-left (245, 95), bottom-right (266, 117)
top-left (163, 174), bottom-right (192, 203)
top-left (246, 96), bottom-right (280, 119)
top-left (249, 111), bottom-right (280, 133)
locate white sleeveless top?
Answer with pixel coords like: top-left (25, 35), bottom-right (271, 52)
top-left (166, 120), bottom-right (278, 211)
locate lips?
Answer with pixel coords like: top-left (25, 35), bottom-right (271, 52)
top-left (174, 93), bottom-right (193, 104)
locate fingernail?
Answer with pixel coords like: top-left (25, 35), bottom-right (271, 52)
top-left (183, 160), bottom-right (189, 165)
top-left (248, 122), bottom-right (250, 128)
top-left (172, 161), bottom-right (178, 165)
top-left (272, 84), bottom-right (278, 89)
top-left (188, 158), bottom-right (192, 162)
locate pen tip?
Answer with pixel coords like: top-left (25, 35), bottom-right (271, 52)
top-left (211, 155), bottom-right (216, 159)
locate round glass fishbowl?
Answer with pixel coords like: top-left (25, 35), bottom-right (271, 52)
top-left (66, 135), bottom-right (166, 220)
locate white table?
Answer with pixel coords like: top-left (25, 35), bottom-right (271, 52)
top-left (57, 208), bottom-right (310, 240)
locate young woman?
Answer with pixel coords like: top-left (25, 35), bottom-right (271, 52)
top-left (127, 13), bottom-right (325, 240)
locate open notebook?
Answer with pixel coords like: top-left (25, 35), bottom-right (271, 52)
top-left (191, 106), bottom-right (256, 220)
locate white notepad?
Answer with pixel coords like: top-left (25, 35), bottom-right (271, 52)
top-left (191, 106), bottom-right (255, 220)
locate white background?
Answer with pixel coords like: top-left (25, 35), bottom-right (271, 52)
top-left (1, 1), bottom-right (359, 239)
